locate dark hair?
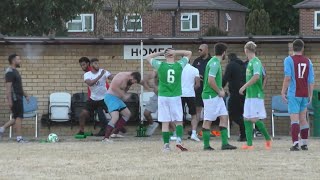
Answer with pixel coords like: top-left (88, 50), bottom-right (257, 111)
top-left (79, 57), bottom-right (90, 64)
top-left (131, 72), bottom-right (141, 83)
top-left (293, 39), bottom-right (304, 52)
top-left (8, 53), bottom-right (18, 64)
top-left (90, 58), bottom-right (99, 63)
top-left (228, 53), bottom-right (238, 61)
top-left (214, 43), bottom-right (228, 56)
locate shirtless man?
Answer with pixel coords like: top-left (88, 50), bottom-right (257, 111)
top-left (143, 71), bottom-right (159, 136)
top-left (103, 72), bottom-right (142, 142)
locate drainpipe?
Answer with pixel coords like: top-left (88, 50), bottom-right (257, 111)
top-left (172, 0), bottom-right (181, 37)
top-left (217, 10), bottom-right (220, 29)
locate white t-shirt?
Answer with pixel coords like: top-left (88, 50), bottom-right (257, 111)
top-left (84, 69), bottom-right (111, 101)
top-left (181, 64), bottom-right (200, 97)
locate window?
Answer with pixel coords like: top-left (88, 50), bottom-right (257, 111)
top-left (314, 11), bottom-right (320, 30)
top-left (225, 13), bottom-right (232, 32)
top-left (66, 14), bottom-right (94, 32)
top-left (181, 13), bottom-right (200, 31)
top-left (115, 14), bottom-right (142, 32)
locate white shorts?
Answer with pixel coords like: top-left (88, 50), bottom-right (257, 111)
top-left (203, 96), bottom-right (228, 121)
top-left (158, 96), bottom-right (183, 122)
top-left (243, 98), bottom-right (266, 119)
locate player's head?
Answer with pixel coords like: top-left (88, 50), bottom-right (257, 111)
top-left (293, 39), bottom-right (304, 53)
top-left (79, 57), bottom-right (90, 71)
top-left (8, 54), bottom-right (21, 68)
top-left (128, 72), bottom-right (141, 86)
top-left (214, 43), bottom-right (227, 60)
top-left (90, 58), bottom-right (100, 72)
top-left (228, 53), bottom-right (238, 62)
top-left (164, 48), bottom-right (175, 59)
top-left (198, 44), bottom-right (209, 58)
top-left (244, 41), bottom-right (257, 56)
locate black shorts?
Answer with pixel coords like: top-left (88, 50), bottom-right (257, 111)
top-left (195, 92), bottom-right (204, 107)
top-left (11, 99), bottom-right (23, 119)
top-left (182, 97), bottom-right (197, 115)
top-left (85, 99), bottom-right (108, 113)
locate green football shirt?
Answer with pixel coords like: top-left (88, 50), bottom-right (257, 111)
top-left (246, 57), bottom-right (264, 99)
top-left (202, 56), bottom-right (222, 99)
top-left (151, 57), bottom-right (188, 97)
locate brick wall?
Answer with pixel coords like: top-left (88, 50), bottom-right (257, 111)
top-left (69, 9), bottom-right (246, 38)
top-left (0, 42), bottom-right (319, 137)
top-left (299, 9), bottom-right (320, 36)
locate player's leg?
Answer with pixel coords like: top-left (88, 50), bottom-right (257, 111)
top-left (172, 97), bottom-right (188, 151)
top-left (202, 98), bottom-right (214, 150)
top-left (158, 96), bottom-right (172, 151)
top-left (219, 115), bottom-right (237, 150)
top-left (288, 96), bottom-right (301, 151)
top-left (95, 106), bottom-right (108, 136)
top-left (78, 100), bottom-right (93, 134)
top-left (145, 95), bottom-right (159, 136)
top-left (104, 111), bottom-right (119, 141)
top-left (299, 98), bottom-right (309, 150)
top-left (187, 97), bottom-right (200, 141)
top-left (243, 99), bottom-right (254, 149)
top-left (253, 99), bottom-right (271, 148)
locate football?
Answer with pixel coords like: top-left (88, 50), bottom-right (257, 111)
top-left (47, 133), bottom-right (59, 143)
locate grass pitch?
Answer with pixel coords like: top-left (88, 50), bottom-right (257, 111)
top-left (0, 135), bottom-right (319, 180)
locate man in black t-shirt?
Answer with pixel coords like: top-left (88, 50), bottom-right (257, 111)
top-left (0, 54), bottom-right (29, 143)
top-left (192, 44), bottom-right (211, 124)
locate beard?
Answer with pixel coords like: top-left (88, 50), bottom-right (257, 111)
top-left (127, 80), bottom-right (133, 87)
top-left (16, 64), bottom-right (21, 68)
top-left (222, 54), bottom-right (226, 61)
top-left (93, 66), bottom-right (99, 71)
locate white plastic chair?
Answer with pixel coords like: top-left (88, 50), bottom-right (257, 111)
top-left (48, 92), bottom-right (71, 129)
top-left (271, 95), bottom-right (290, 137)
top-left (9, 96), bottom-right (38, 138)
top-left (140, 92), bottom-right (158, 121)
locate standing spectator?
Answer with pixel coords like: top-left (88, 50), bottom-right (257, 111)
top-left (222, 53), bottom-right (247, 141)
top-left (192, 44), bottom-right (211, 125)
top-left (181, 63), bottom-right (201, 141)
top-left (0, 54), bottom-right (29, 143)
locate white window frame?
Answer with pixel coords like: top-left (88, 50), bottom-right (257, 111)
top-left (225, 13), bottom-right (232, 32)
top-left (115, 14), bottom-right (143, 32)
top-left (181, 13), bottom-right (200, 32)
top-left (66, 14), bottom-right (94, 32)
top-left (314, 11), bottom-right (320, 30)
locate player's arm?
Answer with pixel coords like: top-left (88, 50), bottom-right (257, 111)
top-left (239, 63), bottom-right (261, 95)
top-left (142, 71), bottom-right (155, 91)
top-left (146, 51), bottom-right (164, 64)
top-left (281, 58), bottom-right (292, 102)
top-left (194, 69), bottom-right (200, 90)
top-left (208, 62), bottom-right (224, 97)
top-left (262, 67), bottom-right (267, 89)
top-left (84, 70), bottom-right (105, 86)
top-left (5, 82), bottom-right (13, 108)
top-left (308, 60), bottom-right (315, 103)
top-left (174, 50), bottom-right (192, 60)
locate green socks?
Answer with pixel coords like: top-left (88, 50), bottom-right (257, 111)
top-left (203, 129), bottom-right (211, 148)
top-left (162, 132), bottom-right (170, 144)
top-left (220, 127), bottom-right (229, 146)
top-left (255, 121), bottom-right (271, 141)
top-left (176, 125), bottom-right (183, 139)
top-left (244, 120), bottom-right (253, 146)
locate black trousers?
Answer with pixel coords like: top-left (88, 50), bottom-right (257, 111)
top-left (228, 95), bottom-right (245, 138)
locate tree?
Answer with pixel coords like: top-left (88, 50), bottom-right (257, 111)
top-left (0, 0), bottom-right (102, 36)
top-left (234, 0), bottom-right (304, 35)
top-left (99, 0), bottom-right (153, 37)
top-left (246, 9), bottom-right (272, 35)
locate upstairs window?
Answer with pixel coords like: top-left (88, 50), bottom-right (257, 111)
top-left (315, 11), bottom-right (320, 30)
top-left (115, 14), bottom-right (142, 32)
top-left (181, 13), bottom-right (200, 31)
top-left (66, 14), bottom-right (94, 32)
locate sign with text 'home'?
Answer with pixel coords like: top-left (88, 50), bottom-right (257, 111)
top-left (124, 45), bottom-right (172, 60)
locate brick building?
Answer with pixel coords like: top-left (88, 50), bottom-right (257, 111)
top-left (67, 0), bottom-right (248, 37)
top-left (0, 37), bottom-right (319, 137)
top-left (294, 0), bottom-right (320, 36)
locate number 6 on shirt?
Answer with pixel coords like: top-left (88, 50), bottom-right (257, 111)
top-left (167, 69), bottom-right (175, 83)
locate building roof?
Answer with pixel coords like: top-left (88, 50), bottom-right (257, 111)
top-left (1, 36), bottom-right (320, 45)
top-left (105, 0), bottom-right (249, 12)
top-left (294, 0), bottom-right (320, 9)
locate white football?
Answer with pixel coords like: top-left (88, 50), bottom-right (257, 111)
top-left (47, 133), bottom-right (59, 143)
